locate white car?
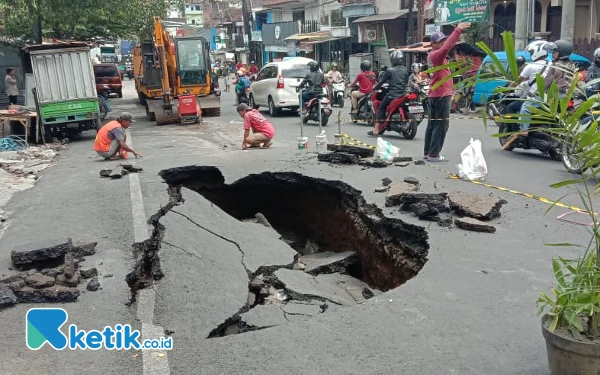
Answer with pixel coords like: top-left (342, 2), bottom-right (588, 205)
top-left (249, 58), bottom-right (320, 116)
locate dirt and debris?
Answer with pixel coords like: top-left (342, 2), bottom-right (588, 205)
top-left (395, 162), bottom-right (410, 167)
top-left (86, 276), bottom-right (100, 291)
top-left (326, 144), bottom-right (374, 158)
top-left (0, 238), bottom-right (102, 309)
top-left (374, 187), bottom-right (388, 193)
top-left (358, 157), bottom-right (391, 168)
top-left (385, 182), bottom-right (419, 207)
top-left (382, 177), bottom-right (392, 186)
top-left (80, 267), bottom-right (98, 279)
top-left (403, 177), bottom-right (420, 186)
top-left (317, 152), bottom-right (359, 165)
top-left (448, 191), bottom-right (507, 221)
top-left (414, 160), bottom-right (425, 165)
top-left (156, 166), bottom-right (430, 337)
top-left (393, 156), bottom-right (413, 162)
top-left (454, 217), bottom-right (496, 233)
top-left (100, 163), bottom-right (144, 179)
top-left (318, 143), bottom-right (414, 168)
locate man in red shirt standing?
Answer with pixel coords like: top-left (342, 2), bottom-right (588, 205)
top-left (237, 103), bottom-right (275, 149)
top-left (423, 23), bottom-right (470, 162)
top-left (348, 60), bottom-right (376, 113)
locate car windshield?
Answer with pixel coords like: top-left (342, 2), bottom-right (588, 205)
top-left (94, 66), bottom-right (119, 77)
top-left (282, 65), bottom-right (310, 78)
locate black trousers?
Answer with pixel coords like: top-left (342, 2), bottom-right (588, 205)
top-left (376, 96), bottom-right (393, 123)
top-left (8, 95), bottom-right (17, 105)
top-left (423, 96), bottom-right (451, 157)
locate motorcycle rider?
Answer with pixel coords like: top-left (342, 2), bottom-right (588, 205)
top-left (586, 48), bottom-right (600, 96)
top-left (519, 40), bottom-right (573, 135)
top-left (369, 51), bottom-right (409, 136)
top-left (348, 60), bottom-right (376, 114)
top-left (235, 70), bottom-right (251, 105)
top-left (408, 63), bottom-right (429, 92)
top-left (298, 61), bottom-right (325, 115)
top-left (326, 62), bottom-right (344, 101)
top-left (508, 44), bottom-right (553, 115)
top-left (378, 65), bottom-right (388, 80)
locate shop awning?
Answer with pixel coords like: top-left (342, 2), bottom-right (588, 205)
top-left (285, 31), bottom-right (332, 42)
top-left (389, 42), bottom-right (432, 53)
top-left (352, 11), bottom-right (409, 23)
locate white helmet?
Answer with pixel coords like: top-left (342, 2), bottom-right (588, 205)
top-left (526, 40), bottom-right (548, 61)
top-left (237, 70), bottom-right (244, 76)
top-left (594, 48), bottom-right (600, 59)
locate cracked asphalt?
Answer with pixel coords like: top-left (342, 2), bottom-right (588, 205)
top-left (0, 80), bottom-right (595, 374)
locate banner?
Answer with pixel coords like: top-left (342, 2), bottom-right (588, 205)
top-left (434, 0), bottom-right (490, 25)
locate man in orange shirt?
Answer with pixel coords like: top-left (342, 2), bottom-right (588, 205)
top-left (93, 112), bottom-right (142, 160)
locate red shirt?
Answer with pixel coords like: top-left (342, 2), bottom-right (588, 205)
top-left (236, 63), bottom-right (244, 70)
top-left (249, 65), bottom-right (259, 74)
top-left (428, 28), bottom-right (463, 98)
top-left (352, 72), bottom-right (374, 94)
top-left (244, 109), bottom-right (275, 139)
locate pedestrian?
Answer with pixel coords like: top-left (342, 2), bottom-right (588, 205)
top-left (224, 73), bottom-right (230, 91)
top-left (93, 112), bottom-right (142, 160)
top-left (4, 68), bottom-right (19, 105)
top-left (424, 23), bottom-right (471, 162)
top-left (236, 103), bottom-right (274, 149)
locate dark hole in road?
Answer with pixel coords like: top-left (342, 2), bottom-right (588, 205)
top-left (158, 166), bottom-right (430, 292)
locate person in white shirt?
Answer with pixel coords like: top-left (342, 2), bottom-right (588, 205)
top-left (4, 68), bottom-right (19, 105)
top-left (508, 43), bottom-right (552, 115)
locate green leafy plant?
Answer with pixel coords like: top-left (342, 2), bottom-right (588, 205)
top-left (425, 30), bottom-right (600, 339)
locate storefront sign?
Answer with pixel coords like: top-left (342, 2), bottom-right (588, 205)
top-left (434, 0), bottom-right (490, 24)
top-left (251, 31), bottom-right (262, 42)
top-left (287, 41), bottom-right (296, 56)
top-left (298, 42), bottom-right (313, 52)
top-left (425, 24), bottom-right (441, 35)
top-left (265, 45), bottom-right (290, 53)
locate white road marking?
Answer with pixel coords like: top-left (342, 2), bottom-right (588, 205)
top-left (126, 130), bottom-right (171, 375)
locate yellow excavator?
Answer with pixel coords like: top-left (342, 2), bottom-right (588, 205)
top-left (133, 17), bottom-right (221, 125)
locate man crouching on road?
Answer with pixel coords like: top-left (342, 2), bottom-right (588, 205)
top-left (237, 103), bottom-right (275, 149)
top-left (94, 112), bottom-right (142, 160)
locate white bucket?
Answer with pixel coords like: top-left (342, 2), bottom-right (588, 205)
top-left (297, 137), bottom-right (309, 149)
top-left (315, 134), bottom-right (328, 147)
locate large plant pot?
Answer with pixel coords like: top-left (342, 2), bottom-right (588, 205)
top-left (541, 315), bottom-right (600, 374)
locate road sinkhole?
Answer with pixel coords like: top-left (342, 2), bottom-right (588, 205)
top-left (133, 166), bottom-right (430, 337)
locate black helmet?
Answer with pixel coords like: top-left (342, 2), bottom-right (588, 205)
top-left (390, 50), bottom-right (404, 67)
top-left (308, 61), bottom-right (319, 72)
top-left (380, 65), bottom-right (388, 71)
top-left (360, 60), bottom-right (372, 71)
top-left (516, 56), bottom-right (526, 66)
top-left (554, 39), bottom-right (572, 60)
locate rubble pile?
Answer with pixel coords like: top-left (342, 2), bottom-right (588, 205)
top-left (380, 179), bottom-right (507, 232)
top-left (0, 143), bottom-right (66, 224)
top-left (0, 238), bottom-right (102, 309)
top-left (317, 144), bottom-right (421, 168)
top-left (99, 163), bottom-right (144, 179)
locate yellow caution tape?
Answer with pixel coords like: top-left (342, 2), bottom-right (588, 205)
top-left (337, 133), bottom-right (586, 213)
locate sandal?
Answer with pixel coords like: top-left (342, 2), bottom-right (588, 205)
top-left (261, 140), bottom-right (273, 148)
top-left (427, 156), bottom-right (449, 162)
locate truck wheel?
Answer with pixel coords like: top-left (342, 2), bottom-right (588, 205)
top-left (138, 92), bottom-right (147, 106)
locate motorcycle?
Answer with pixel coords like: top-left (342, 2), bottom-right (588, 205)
top-left (498, 98), bottom-right (580, 161)
top-left (561, 103), bottom-right (600, 174)
top-left (371, 84), bottom-right (425, 139)
top-left (413, 81), bottom-right (430, 115)
top-left (237, 87), bottom-right (251, 105)
top-left (349, 83), bottom-right (373, 126)
top-left (329, 80), bottom-right (346, 108)
top-left (298, 87), bottom-right (332, 126)
top-left (97, 84), bottom-right (112, 120)
top-left (485, 83), bottom-right (524, 126)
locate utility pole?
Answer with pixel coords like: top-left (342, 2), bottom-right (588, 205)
top-left (417, 0), bottom-right (425, 43)
top-left (514, 0), bottom-right (529, 50)
top-left (407, 0), bottom-right (414, 44)
top-left (560, 0), bottom-right (576, 43)
top-left (241, 0), bottom-right (254, 62)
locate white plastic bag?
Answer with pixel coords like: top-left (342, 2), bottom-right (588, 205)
top-left (376, 137), bottom-right (400, 160)
top-left (457, 138), bottom-right (488, 181)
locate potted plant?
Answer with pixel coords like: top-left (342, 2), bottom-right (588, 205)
top-left (428, 31), bottom-right (600, 373)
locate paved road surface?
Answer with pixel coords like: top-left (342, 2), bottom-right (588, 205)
top-left (0, 80), bottom-right (592, 374)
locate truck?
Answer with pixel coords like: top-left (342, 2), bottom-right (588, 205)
top-left (25, 43), bottom-right (101, 141)
top-left (133, 16), bottom-right (221, 125)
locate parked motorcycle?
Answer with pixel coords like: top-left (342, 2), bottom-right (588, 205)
top-left (329, 80), bottom-right (346, 108)
top-left (498, 98), bottom-right (579, 161)
top-left (349, 83), bottom-right (373, 126)
top-left (97, 84), bottom-right (112, 120)
top-left (298, 87), bottom-right (332, 126)
top-left (371, 84), bottom-right (425, 139)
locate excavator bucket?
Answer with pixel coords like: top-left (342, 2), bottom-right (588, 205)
top-left (147, 100), bottom-right (180, 125)
top-left (198, 94), bottom-right (221, 117)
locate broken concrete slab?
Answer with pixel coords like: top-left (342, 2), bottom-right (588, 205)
top-left (381, 177), bottom-right (392, 186)
top-left (317, 152), bottom-right (359, 165)
top-left (437, 213), bottom-right (453, 228)
top-left (109, 166), bottom-right (125, 179)
top-left (40, 266), bottom-right (63, 277)
top-left (99, 169), bottom-right (111, 177)
top-left (395, 162), bottom-right (410, 167)
top-left (241, 304), bottom-right (291, 327)
top-left (0, 284), bottom-right (17, 308)
top-left (315, 273), bottom-right (380, 303)
top-left (86, 277), bottom-right (100, 291)
top-left (374, 187), bottom-right (388, 193)
top-left (56, 271), bottom-right (81, 287)
top-left (300, 251), bottom-right (358, 275)
top-left (254, 213), bottom-right (272, 228)
top-left (326, 144), bottom-right (374, 158)
top-left (448, 191), bottom-right (507, 221)
top-left (414, 160), bottom-right (425, 165)
top-left (80, 267), bottom-right (98, 279)
top-left (15, 285), bottom-right (80, 303)
top-left (385, 182), bottom-right (419, 207)
top-left (10, 240), bottom-right (72, 267)
top-left (403, 177), bottom-right (420, 186)
top-left (454, 217), bottom-right (496, 233)
top-left (280, 301), bottom-right (323, 316)
top-left (7, 280), bottom-right (25, 292)
top-left (25, 273), bottom-right (55, 289)
top-left (393, 156), bottom-right (413, 162)
top-left (63, 252), bottom-right (76, 278)
top-left (72, 240), bottom-right (97, 258)
top-left (274, 269), bottom-right (356, 305)
top-left (396, 192), bottom-right (448, 206)
top-left (407, 203), bottom-right (442, 221)
top-left (121, 164), bottom-right (143, 173)
top-left (358, 157), bottom-right (391, 168)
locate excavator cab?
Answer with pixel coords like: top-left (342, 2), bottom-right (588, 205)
top-left (175, 38), bottom-right (208, 86)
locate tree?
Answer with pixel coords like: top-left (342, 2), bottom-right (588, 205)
top-left (0, 0), bottom-right (182, 43)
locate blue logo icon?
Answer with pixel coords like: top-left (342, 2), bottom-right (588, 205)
top-left (26, 308), bottom-right (172, 350)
